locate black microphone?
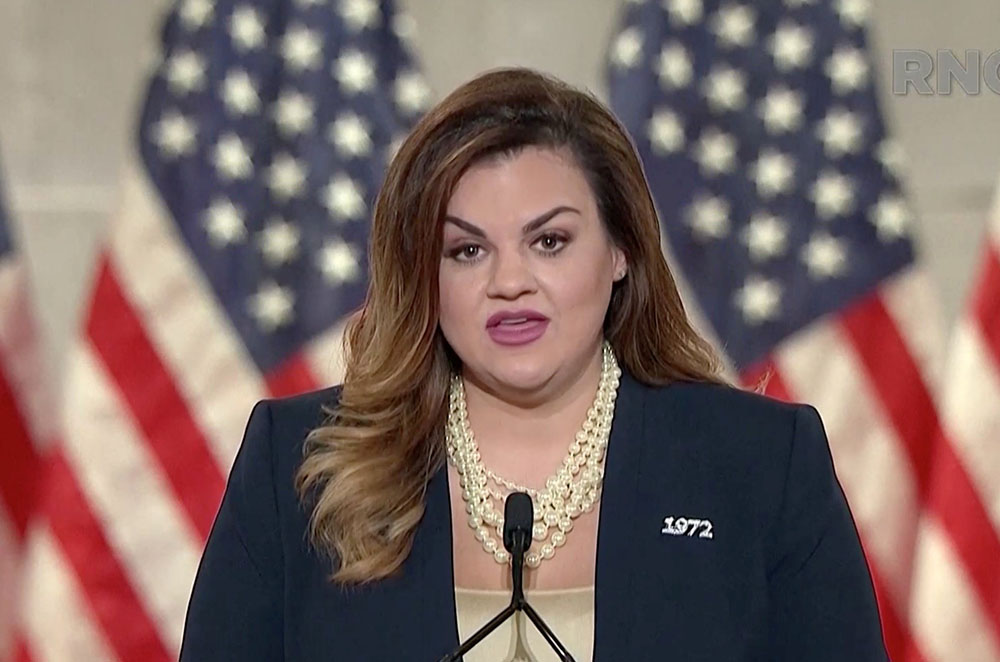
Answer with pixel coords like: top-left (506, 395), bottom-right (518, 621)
top-left (440, 492), bottom-right (577, 661)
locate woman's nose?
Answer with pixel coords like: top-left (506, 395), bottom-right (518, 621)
top-left (486, 249), bottom-right (535, 299)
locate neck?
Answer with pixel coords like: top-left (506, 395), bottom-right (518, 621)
top-left (458, 340), bottom-right (606, 476)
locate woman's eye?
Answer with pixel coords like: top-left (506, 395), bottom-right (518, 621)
top-left (538, 234), bottom-right (561, 250)
top-left (537, 233), bottom-right (567, 252)
top-left (448, 244), bottom-right (481, 261)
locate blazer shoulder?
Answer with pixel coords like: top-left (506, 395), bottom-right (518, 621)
top-left (640, 379), bottom-right (830, 497)
top-left (650, 379), bottom-right (810, 432)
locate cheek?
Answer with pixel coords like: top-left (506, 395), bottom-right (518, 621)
top-left (437, 271), bottom-right (475, 328)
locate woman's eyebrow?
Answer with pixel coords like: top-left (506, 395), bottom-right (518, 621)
top-left (443, 205), bottom-right (580, 238)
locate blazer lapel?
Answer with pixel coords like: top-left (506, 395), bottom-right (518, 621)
top-left (593, 368), bottom-right (647, 660)
top-left (417, 455), bottom-right (461, 660)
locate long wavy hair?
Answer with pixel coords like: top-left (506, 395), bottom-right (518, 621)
top-left (295, 67), bottom-right (729, 585)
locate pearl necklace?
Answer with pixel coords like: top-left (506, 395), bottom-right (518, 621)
top-left (445, 340), bottom-right (622, 568)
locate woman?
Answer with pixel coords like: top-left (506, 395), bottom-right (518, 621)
top-left (179, 68), bottom-right (888, 661)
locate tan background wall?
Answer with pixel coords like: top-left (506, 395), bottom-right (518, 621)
top-left (1, 0), bottom-right (998, 387)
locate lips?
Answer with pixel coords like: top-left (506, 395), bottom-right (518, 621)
top-left (486, 309), bottom-right (550, 328)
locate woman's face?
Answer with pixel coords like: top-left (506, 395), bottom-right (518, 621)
top-left (438, 145), bottom-right (626, 398)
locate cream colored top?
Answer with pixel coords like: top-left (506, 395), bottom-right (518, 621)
top-left (454, 585), bottom-right (595, 662)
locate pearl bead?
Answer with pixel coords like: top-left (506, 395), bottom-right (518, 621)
top-left (444, 340), bottom-right (620, 568)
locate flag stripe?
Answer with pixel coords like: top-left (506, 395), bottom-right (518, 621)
top-left (12, 633), bottom-right (34, 662)
top-left (866, 552), bottom-right (925, 662)
top-left (42, 452), bottom-right (172, 662)
top-left (972, 246), bottom-right (1000, 367)
top-left (840, 295), bottom-right (1000, 635)
top-left (86, 256), bottom-right (226, 540)
top-left (64, 343), bottom-right (206, 651)
top-left (0, 509), bottom-right (21, 658)
top-left (0, 370), bottom-right (38, 536)
top-left (908, 518), bottom-right (1000, 662)
top-left (21, 529), bottom-right (117, 662)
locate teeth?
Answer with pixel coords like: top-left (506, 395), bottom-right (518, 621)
top-left (500, 318), bottom-right (530, 325)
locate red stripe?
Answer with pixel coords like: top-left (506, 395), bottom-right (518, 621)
top-left (86, 256), bottom-right (225, 540)
top-left (266, 352), bottom-right (320, 398)
top-left (42, 450), bottom-right (171, 662)
top-left (0, 369), bottom-right (39, 537)
top-left (13, 632), bottom-right (35, 662)
top-left (868, 557), bottom-right (926, 662)
top-left (841, 293), bottom-right (1000, 635)
top-left (972, 244), bottom-right (1000, 368)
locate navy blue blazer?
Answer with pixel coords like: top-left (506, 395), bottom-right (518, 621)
top-left (179, 368), bottom-right (888, 661)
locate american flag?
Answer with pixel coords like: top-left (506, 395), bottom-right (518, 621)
top-left (0, 167), bottom-right (50, 659)
top-left (607, 1), bottom-right (1000, 661)
top-left (12, 0), bottom-right (428, 659)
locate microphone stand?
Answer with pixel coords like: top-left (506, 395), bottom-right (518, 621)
top-left (440, 492), bottom-right (576, 661)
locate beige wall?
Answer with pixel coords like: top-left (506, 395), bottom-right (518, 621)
top-left (1, 0), bottom-right (998, 386)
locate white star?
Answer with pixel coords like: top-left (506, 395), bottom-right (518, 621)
top-left (229, 6), bottom-right (266, 51)
top-left (876, 139), bottom-right (906, 176)
top-left (317, 239), bottom-right (361, 284)
top-left (610, 27), bottom-right (644, 69)
top-left (802, 232), bottom-right (849, 278)
top-left (711, 4), bottom-right (756, 48)
top-left (179, 0), bottom-right (214, 30)
top-left (751, 149), bottom-right (795, 198)
top-left (694, 128), bottom-right (737, 176)
top-left (395, 71), bottom-right (431, 115)
top-left (826, 46), bottom-right (869, 94)
top-left (204, 199), bottom-right (246, 247)
top-left (757, 86), bottom-right (805, 133)
top-left (648, 108), bottom-right (685, 154)
top-left (267, 154), bottom-right (308, 200)
top-left (770, 21), bottom-right (814, 71)
top-left (258, 220), bottom-right (300, 266)
top-left (686, 194), bottom-right (731, 239)
top-left (323, 174), bottom-right (366, 220)
top-left (329, 113), bottom-right (372, 157)
top-left (222, 70), bottom-right (260, 115)
top-left (817, 108), bottom-right (864, 157)
top-left (703, 66), bottom-right (747, 112)
top-left (212, 133), bottom-right (253, 180)
top-left (152, 111), bottom-right (197, 157)
top-left (392, 12), bottom-right (417, 42)
top-left (869, 194), bottom-right (911, 241)
top-left (165, 50), bottom-right (206, 95)
top-left (273, 91), bottom-right (315, 136)
top-left (334, 49), bottom-right (376, 94)
top-left (656, 43), bottom-right (693, 89)
top-left (835, 0), bottom-right (870, 28)
top-left (811, 170), bottom-right (856, 219)
top-left (734, 275), bottom-right (782, 324)
top-left (666, 0), bottom-right (704, 25)
top-left (248, 281), bottom-right (295, 332)
top-left (340, 0), bottom-right (381, 32)
top-left (281, 25), bottom-right (323, 72)
top-left (742, 212), bottom-right (789, 261)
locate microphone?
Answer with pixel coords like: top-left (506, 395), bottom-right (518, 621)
top-left (440, 492), bottom-right (577, 661)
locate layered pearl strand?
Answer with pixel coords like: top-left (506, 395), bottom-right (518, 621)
top-left (445, 340), bottom-right (622, 568)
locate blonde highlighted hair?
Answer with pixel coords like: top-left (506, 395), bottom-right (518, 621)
top-left (295, 68), bottom-right (728, 585)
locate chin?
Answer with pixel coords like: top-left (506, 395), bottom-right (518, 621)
top-left (488, 362), bottom-right (554, 392)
